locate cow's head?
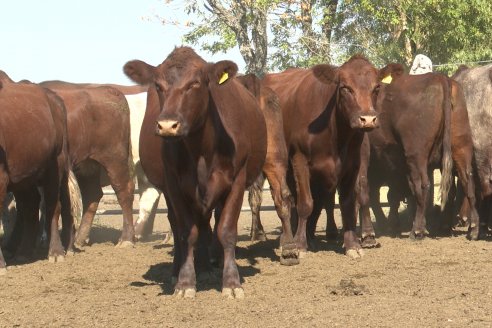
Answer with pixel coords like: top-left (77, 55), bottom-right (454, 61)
top-left (124, 47), bottom-right (239, 139)
top-left (312, 55), bottom-right (379, 130)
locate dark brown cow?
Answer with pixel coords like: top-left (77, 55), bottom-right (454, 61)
top-left (262, 55), bottom-right (379, 258)
top-left (38, 82), bottom-right (135, 247)
top-left (358, 66), bottom-right (479, 240)
top-left (123, 47), bottom-right (296, 298)
top-left (452, 63), bottom-right (492, 236)
top-left (0, 71), bottom-right (76, 273)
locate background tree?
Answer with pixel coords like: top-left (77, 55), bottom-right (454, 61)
top-left (335, 0), bottom-right (492, 73)
top-left (160, 0), bottom-right (492, 74)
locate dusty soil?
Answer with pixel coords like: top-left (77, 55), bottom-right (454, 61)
top-left (1, 187), bottom-right (491, 328)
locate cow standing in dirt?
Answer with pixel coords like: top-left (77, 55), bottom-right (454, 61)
top-left (262, 55), bottom-right (379, 258)
top-left (39, 82), bottom-right (135, 248)
top-left (357, 64), bottom-right (479, 241)
top-left (124, 47), bottom-right (298, 298)
top-left (452, 64), bottom-right (492, 235)
top-left (0, 71), bottom-right (77, 273)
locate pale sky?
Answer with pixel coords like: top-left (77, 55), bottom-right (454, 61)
top-left (0, 0), bottom-right (244, 85)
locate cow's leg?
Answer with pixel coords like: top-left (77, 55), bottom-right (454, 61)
top-left (262, 162), bottom-right (299, 265)
top-left (74, 175), bottom-right (103, 248)
top-left (134, 163), bottom-right (161, 241)
top-left (386, 186), bottom-right (402, 236)
top-left (338, 173), bottom-right (364, 258)
top-left (217, 168), bottom-right (247, 299)
top-left (407, 160), bottom-right (431, 240)
top-left (104, 162), bottom-right (135, 247)
top-left (0, 172), bottom-right (9, 273)
top-left (324, 192), bottom-right (338, 241)
top-left (291, 153), bottom-right (313, 256)
top-left (359, 175), bottom-right (379, 248)
top-left (306, 184), bottom-right (324, 251)
top-left (248, 173), bottom-right (266, 241)
top-left (42, 175), bottom-right (65, 263)
top-left (453, 158), bottom-right (480, 240)
top-left (369, 184), bottom-right (387, 231)
top-left (13, 187), bottom-right (40, 261)
top-left (60, 173), bottom-right (75, 255)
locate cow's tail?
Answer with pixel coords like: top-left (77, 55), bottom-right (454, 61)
top-left (440, 77), bottom-right (453, 210)
top-left (68, 169), bottom-right (83, 228)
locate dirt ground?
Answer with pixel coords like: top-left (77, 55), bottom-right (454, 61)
top-left (1, 186), bottom-right (491, 328)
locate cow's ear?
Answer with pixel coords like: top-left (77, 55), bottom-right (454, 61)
top-left (236, 73), bottom-right (261, 97)
top-left (123, 60), bottom-right (156, 85)
top-left (208, 60), bottom-right (238, 86)
top-left (378, 63), bottom-right (405, 84)
top-left (312, 64), bottom-right (339, 84)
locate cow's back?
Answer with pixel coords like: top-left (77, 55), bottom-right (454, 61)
top-left (263, 68), bottom-right (336, 146)
top-left (0, 83), bottom-right (59, 184)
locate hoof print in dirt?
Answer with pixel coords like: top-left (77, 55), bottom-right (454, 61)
top-left (222, 287), bottom-right (245, 299)
top-left (330, 279), bottom-right (367, 296)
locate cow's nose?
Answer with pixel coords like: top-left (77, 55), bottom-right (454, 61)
top-left (156, 119), bottom-right (181, 136)
top-left (359, 115), bottom-right (378, 128)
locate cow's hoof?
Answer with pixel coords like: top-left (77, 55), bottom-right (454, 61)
top-left (116, 240), bottom-right (135, 248)
top-left (361, 235), bottom-right (381, 248)
top-left (0, 268), bottom-right (6, 275)
top-left (73, 238), bottom-right (89, 249)
top-left (280, 243), bottom-right (300, 266)
top-left (222, 287), bottom-right (244, 299)
top-left (162, 232), bottom-right (174, 245)
top-left (467, 227), bottom-right (479, 241)
top-left (346, 248), bottom-right (364, 259)
top-left (48, 254), bottom-right (65, 263)
top-left (409, 231), bottom-right (426, 240)
top-left (66, 250), bottom-right (75, 257)
top-left (174, 288), bottom-right (196, 299)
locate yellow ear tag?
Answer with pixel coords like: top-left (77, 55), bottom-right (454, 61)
top-left (381, 75), bottom-right (392, 84)
top-left (218, 72), bottom-right (229, 84)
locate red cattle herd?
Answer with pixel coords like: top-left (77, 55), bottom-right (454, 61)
top-left (0, 47), bottom-right (491, 299)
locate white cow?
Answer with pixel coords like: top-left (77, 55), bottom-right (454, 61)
top-left (409, 54), bottom-right (433, 75)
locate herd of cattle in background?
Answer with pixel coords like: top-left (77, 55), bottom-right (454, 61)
top-left (0, 46), bottom-right (491, 299)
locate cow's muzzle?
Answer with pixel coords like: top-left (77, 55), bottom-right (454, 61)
top-left (156, 119), bottom-right (183, 137)
top-left (358, 114), bottom-right (378, 130)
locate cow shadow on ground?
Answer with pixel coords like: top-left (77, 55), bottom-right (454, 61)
top-left (132, 259), bottom-right (261, 295)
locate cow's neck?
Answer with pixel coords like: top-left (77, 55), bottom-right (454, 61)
top-left (184, 111), bottom-right (216, 164)
top-left (335, 106), bottom-right (363, 159)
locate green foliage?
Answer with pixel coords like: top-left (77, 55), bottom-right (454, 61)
top-left (159, 0), bottom-right (492, 74)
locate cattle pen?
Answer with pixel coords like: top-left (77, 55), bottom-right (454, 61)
top-left (1, 171), bottom-right (491, 327)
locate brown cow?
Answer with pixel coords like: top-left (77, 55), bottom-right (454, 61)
top-left (0, 71), bottom-right (77, 273)
top-left (452, 64), bottom-right (492, 236)
top-left (235, 74), bottom-right (295, 246)
top-left (262, 55), bottom-right (379, 258)
top-left (358, 66), bottom-right (479, 240)
top-left (123, 47), bottom-right (297, 298)
top-left (38, 82), bottom-right (135, 248)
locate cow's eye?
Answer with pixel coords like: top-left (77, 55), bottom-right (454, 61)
top-left (155, 82), bottom-right (163, 93)
top-left (187, 81), bottom-right (200, 90)
top-left (340, 85), bottom-right (353, 94)
top-left (373, 85), bottom-right (381, 95)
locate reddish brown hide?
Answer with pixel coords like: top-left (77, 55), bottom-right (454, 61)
top-left (358, 66), bottom-right (478, 241)
top-left (262, 55), bottom-right (379, 258)
top-left (0, 71), bottom-right (72, 271)
top-left (124, 47), bottom-right (271, 298)
top-left (39, 82), bottom-right (135, 248)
